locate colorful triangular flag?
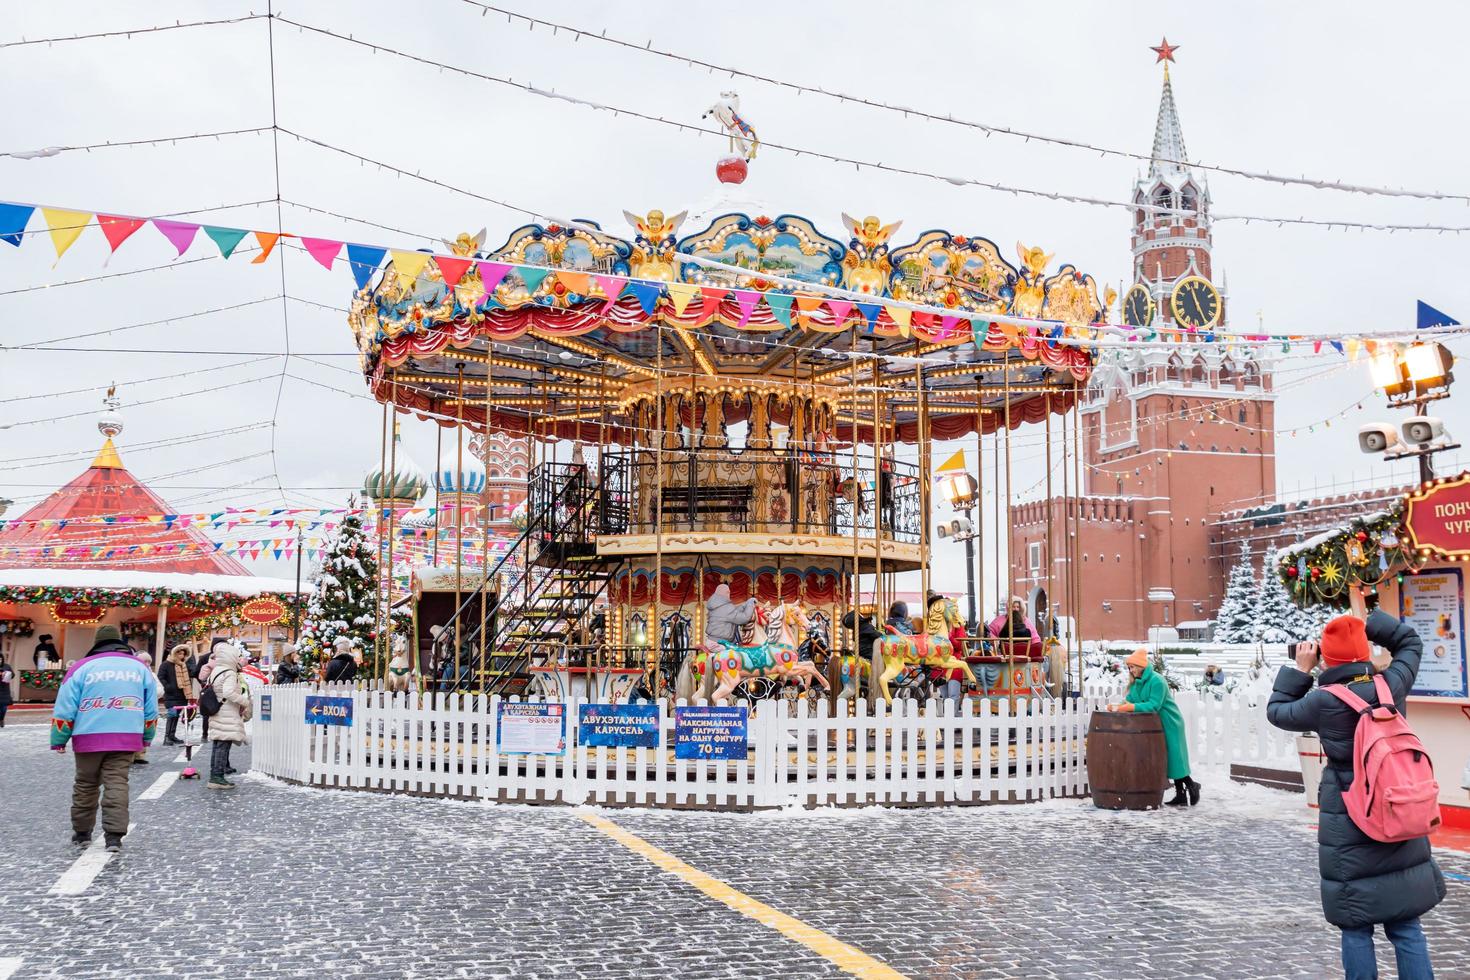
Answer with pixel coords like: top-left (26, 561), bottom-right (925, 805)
top-left (935, 450), bottom-right (967, 473)
top-left (153, 218), bottom-right (200, 257)
top-left (97, 215), bottom-right (146, 254)
top-left (0, 203), bottom-right (34, 247)
top-left (518, 266), bottom-right (551, 294)
top-left (302, 237), bottom-right (344, 271)
top-left (40, 208), bottom-right (90, 260)
top-left (346, 244), bottom-right (387, 290)
top-left (626, 280), bottom-right (664, 315)
top-left (766, 293), bottom-right (794, 328)
top-left (250, 231), bottom-right (282, 264)
top-left (204, 226), bottom-right (249, 259)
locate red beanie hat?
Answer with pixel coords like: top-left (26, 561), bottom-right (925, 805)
top-left (1320, 615), bottom-right (1370, 667)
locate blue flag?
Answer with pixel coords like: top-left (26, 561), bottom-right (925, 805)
top-left (346, 244), bottom-right (387, 291)
top-left (0, 203), bottom-right (35, 247)
top-left (1416, 300), bottom-right (1459, 330)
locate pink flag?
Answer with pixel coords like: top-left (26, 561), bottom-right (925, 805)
top-left (733, 289), bottom-right (762, 327)
top-left (825, 300), bottom-right (853, 327)
top-left (938, 315), bottom-right (963, 340)
top-left (595, 274), bottom-right (627, 302)
top-left (153, 219), bottom-right (200, 257)
top-left (477, 261), bottom-right (511, 299)
top-left (302, 237), bottom-right (343, 270)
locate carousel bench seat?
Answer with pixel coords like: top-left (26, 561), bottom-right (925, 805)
top-left (660, 484), bottom-right (752, 529)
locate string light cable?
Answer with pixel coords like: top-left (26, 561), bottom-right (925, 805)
top-left (0, 127), bottom-right (273, 161)
top-left (269, 17), bottom-right (1470, 235)
top-left (453, 1), bottom-right (1470, 206)
top-left (0, 14), bottom-right (268, 50)
top-left (0, 355), bottom-right (279, 404)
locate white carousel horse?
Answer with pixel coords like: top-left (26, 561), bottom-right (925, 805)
top-left (701, 91), bottom-right (759, 161)
top-left (385, 634), bottom-right (414, 694)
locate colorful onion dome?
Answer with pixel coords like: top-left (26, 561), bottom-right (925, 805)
top-left (434, 436), bottom-right (486, 496)
top-left (363, 433), bottom-right (429, 504)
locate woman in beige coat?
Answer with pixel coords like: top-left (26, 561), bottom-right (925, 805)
top-left (207, 644), bottom-right (252, 790)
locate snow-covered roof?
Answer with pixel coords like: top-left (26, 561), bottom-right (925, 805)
top-left (0, 568), bottom-right (300, 596)
top-left (1176, 620), bottom-right (1212, 629)
top-left (1277, 509), bottom-right (1393, 562)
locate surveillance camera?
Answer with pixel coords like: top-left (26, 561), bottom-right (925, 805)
top-left (1359, 423), bottom-right (1399, 454)
top-left (1401, 416), bottom-right (1446, 446)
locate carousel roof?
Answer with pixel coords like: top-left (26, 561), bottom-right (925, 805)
top-left (0, 436), bottom-right (251, 578)
top-left (348, 204), bottom-right (1106, 444)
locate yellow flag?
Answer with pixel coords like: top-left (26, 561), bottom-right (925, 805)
top-left (936, 449), bottom-right (967, 473)
top-left (42, 208), bottom-right (91, 260)
top-left (887, 304), bottom-right (913, 338)
top-left (390, 250), bottom-right (432, 284)
top-left (666, 282), bottom-right (700, 316)
top-left (1346, 338), bottom-right (1361, 361)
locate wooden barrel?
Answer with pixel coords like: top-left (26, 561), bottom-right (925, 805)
top-left (1086, 709), bottom-right (1167, 810)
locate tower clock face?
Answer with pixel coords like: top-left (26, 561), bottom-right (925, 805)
top-left (1122, 284), bottom-right (1155, 327)
top-left (1170, 276), bottom-right (1221, 329)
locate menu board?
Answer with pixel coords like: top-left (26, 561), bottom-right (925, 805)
top-left (1399, 569), bottom-right (1470, 699)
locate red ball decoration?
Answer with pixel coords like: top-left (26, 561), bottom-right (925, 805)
top-left (1286, 567), bottom-right (1299, 578)
top-left (1310, 568), bottom-right (1321, 580)
top-left (716, 156), bottom-right (748, 185)
top-left (1355, 531), bottom-right (1368, 542)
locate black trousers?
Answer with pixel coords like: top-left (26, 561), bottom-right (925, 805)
top-left (210, 739), bottom-right (234, 779)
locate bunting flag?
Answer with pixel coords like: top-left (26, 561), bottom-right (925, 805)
top-left (517, 266), bottom-right (551, 294)
top-left (303, 237), bottom-right (344, 271)
top-left (250, 231), bottom-right (282, 264)
top-left (0, 203), bottom-right (34, 247)
top-left (98, 215), bottom-right (147, 254)
top-left (794, 295), bottom-right (824, 327)
top-left (477, 261), bottom-right (511, 300)
top-left (433, 254), bottom-right (473, 287)
top-left (699, 286), bottom-right (728, 320)
top-left (554, 270), bottom-right (590, 295)
top-left (765, 292), bottom-right (794, 328)
top-left (887, 304), bottom-right (913, 338)
top-left (935, 449), bottom-right (967, 473)
top-left (664, 281), bottom-right (699, 316)
top-left (204, 226), bottom-right (249, 259)
top-left (347, 244), bottom-right (387, 290)
top-left (41, 208), bottom-right (90, 260)
top-left (153, 219), bottom-right (201, 257)
top-left (595, 274), bottom-right (627, 304)
top-left (825, 299), bottom-right (853, 327)
top-left (732, 289), bottom-right (762, 327)
top-left (626, 280), bottom-right (664, 315)
top-left (1417, 300), bottom-right (1459, 330)
top-left (855, 302), bottom-right (882, 332)
top-left (389, 249), bottom-right (432, 284)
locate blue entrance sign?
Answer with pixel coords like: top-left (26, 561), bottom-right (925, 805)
top-left (673, 705), bottom-right (748, 760)
top-left (260, 694), bottom-right (272, 721)
top-left (304, 695), bottom-right (353, 727)
top-left (578, 703), bottom-right (659, 749)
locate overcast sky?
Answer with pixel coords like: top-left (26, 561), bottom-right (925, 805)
top-left (5, 1), bottom-right (1470, 598)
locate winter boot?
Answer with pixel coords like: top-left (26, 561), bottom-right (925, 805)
top-left (1187, 778), bottom-right (1202, 806)
top-left (207, 777), bottom-right (236, 790)
top-left (164, 713), bottom-right (180, 745)
top-left (104, 833), bottom-right (123, 852)
top-left (71, 831), bottom-right (91, 845)
top-left (1165, 779), bottom-right (1189, 806)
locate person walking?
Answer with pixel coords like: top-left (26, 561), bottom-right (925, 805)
top-left (1108, 649), bottom-right (1200, 806)
top-left (1267, 606), bottom-right (1444, 980)
top-left (323, 636), bottom-right (360, 684)
top-left (157, 644), bottom-right (194, 746)
top-left (274, 645), bottom-right (303, 685)
top-left (0, 654), bottom-right (13, 727)
top-left (50, 624), bottom-right (158, 851)
top-left (206, 643), bottom-right (252, 790)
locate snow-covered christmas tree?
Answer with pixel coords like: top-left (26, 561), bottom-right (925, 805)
top-left (1254, 545), bottom-right (1301, 643)
top-left (299, 506), bottom-right (380, 671)
top-left (1213, 543), bottom-right (1259, 643)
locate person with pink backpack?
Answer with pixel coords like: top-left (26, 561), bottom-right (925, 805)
top-left (1268, 604), bottom-right (1445, 980)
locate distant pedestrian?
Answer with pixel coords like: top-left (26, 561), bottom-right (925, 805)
top-left (0, 655), bottom-right (13, 726)
top-left (1204, 664), bottom-right (1226, 686)
top-left (206, 643), bottom-right (252, 790)
top-left (1267, 606), bottom-right (1444, 980)
top-left (323, 636), bottom-right (359, 684)
top-left (274, 645), bottom-right (303, 685)
top-left (158, 644), bottom-right (194, 746)
top-left (1108, 649), bottom-right (1200, 806)
top-left (50, 624), bottom-right (158, 851)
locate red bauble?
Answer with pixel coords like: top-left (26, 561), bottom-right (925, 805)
top-left (1310, 568), bottom-right (1321, 580)
top-left (1286, 567), bottom-right (1299, 578)
top-left (1355, 531), bottom-right (1368, 542)
top-left (716, 157), bottom-right (748, 184)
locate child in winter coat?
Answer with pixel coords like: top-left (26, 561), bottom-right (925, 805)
top-left (1267, 607), bottom-right (1444, 980)
top-left (206, 644), bottom-right (253, 790)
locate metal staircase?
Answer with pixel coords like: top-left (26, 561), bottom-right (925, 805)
top-left (438, 458), bottom-right (627, 695)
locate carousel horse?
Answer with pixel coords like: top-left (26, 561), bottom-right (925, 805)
top-left (678, 602), bottom-right (830, 703)
top-left (385, 634), bottom-right (413, 694)
top-left (872, 597), bottom-right (976, 702)
top-left (702, 91), bottom-right (760, 161)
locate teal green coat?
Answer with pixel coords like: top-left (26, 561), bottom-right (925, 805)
top-left (1124, 667), bottom-right (1191, 779)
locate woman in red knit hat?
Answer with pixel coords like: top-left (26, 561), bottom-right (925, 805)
top-left (1267, 594), bottom-right (1444, 980)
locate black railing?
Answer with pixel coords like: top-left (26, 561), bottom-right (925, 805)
top-left (600, 447), bottom-right (921, 543)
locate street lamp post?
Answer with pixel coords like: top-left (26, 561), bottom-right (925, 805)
top-left (936, 469), bottom-right (980, 631)
top-left (1364, 341), bottom-right (1459, 483)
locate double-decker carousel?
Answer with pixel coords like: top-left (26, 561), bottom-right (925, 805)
top-left (346, 192), bottom-right (1106, 705)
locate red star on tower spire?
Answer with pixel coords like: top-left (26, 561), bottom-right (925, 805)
top-left (1150, 37), bottom-right (1180, 64)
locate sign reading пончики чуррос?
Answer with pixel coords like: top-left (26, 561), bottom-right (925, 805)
top-left (1405, 472), bottom-right (1470, 560)
top-left (304, 695), bottom-right (353, 727)
top-left (673, 705), bottom-right (748, 760)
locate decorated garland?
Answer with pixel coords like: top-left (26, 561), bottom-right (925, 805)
top-left (19, 670), bottom-right (63, 691)
top-left (1277, 507), bottom-right (1418, 607)
top-left (0, 584), bottom-right (261, 614)
top-left (0, 618), bottom-right (35, 637)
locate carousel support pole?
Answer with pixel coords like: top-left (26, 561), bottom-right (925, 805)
top-left (975, 378), bottom-right (985, 637)
top-left (292, 526), bottom-right (304, 643)
top-left (1044, 397), bottom-right (1055, 645)
top-left (374, 397), bottom-right (388, 659)
top-left (1072, 378), bottom-right (1084, 693)
top-left (1003, 352), bottom-right (1016, 713)
top-left (847, 333), bottom-right (862, 703)
top-left (480, 355), bottom-right (492, 674)
top-left (915, 345), bottom-right (931, 607)
top-left (433, 424), bottom-right (443, 566)
top-left (383, 380), bottom-right (400, 679)
top-left (653, 326), bottom-right (665, 699)
top-left (152, 599), bottom-right (169, 669)
top-left (870, 341), bottom-right (883, 624)
top-left (992, 397), bottom-right (1002, 618)
top-left (454, 363), bottom-right (465, 691)
top-left (1060, 379), bottom-right (1072, 690)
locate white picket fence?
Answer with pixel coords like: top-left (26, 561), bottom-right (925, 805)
top-left (249, 684), bottom-right (1297, 809)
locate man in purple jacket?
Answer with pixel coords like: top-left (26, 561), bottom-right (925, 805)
top-left (51, 625), bottom-right (159, 852)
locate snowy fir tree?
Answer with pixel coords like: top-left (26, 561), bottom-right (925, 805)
top-left (299, 506), bottom-right (380, 671)
top-left (1253, 546), bottom-right (1301, 643)
top-left (1213, 543), bottom-right (1259, 643)
top-left (1293, 598), bottom-right (1335, 642)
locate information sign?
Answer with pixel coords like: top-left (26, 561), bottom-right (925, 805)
top-left (673, 705), bottom-right (748, 760)
top-left (304, 695), bottom-right (353, 727)
top-left (1400, 568), bottom-right (1469, 698)
top-left (497, 702), bottom-right (567, 755)
top-left (578, 703), bottom-right (659, 749)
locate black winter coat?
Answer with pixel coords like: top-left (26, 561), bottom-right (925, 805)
top-left (275, 661), bottom-right (303, 685)
top-left (156, 660), bottom-right (191, 708)
top-left (0, 661), bottom-right (13, 706)
top-left (841, 612), bottom-right (880, 661)
top-left (1266, 610), bottom-right (1445, 928)
top-left (323, 652), bottom-right (357, 684)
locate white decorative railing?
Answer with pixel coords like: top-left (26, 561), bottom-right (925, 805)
top-left (250, 684), bottom-right (1299, 809)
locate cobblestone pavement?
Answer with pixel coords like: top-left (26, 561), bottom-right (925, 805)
top-left (1, 718), bottom-right (1466, 979)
